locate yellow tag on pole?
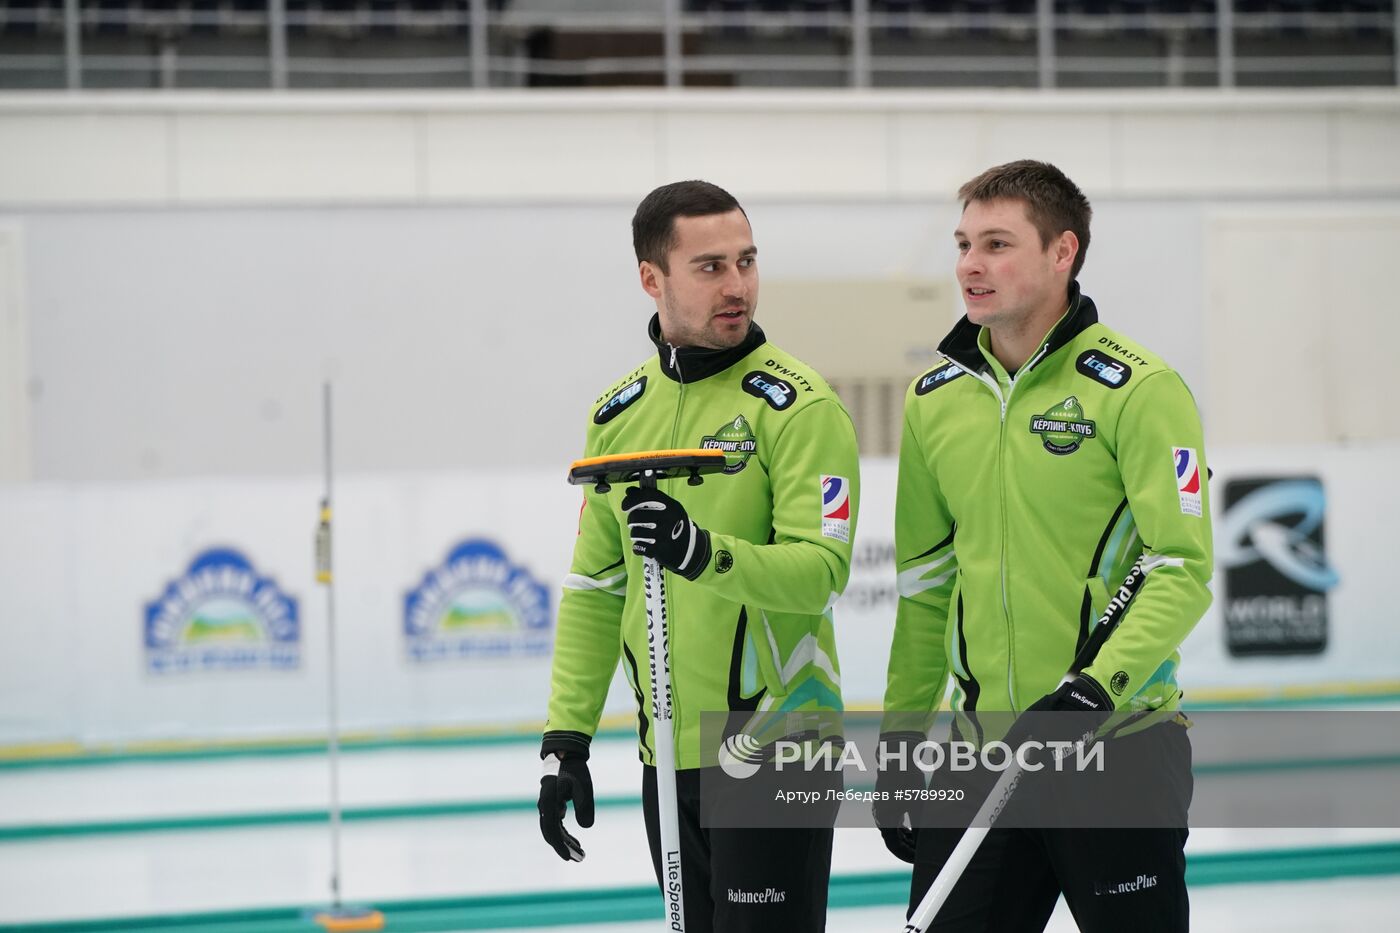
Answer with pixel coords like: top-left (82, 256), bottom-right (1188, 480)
top-left (315, 500), bottom-right (332, 585)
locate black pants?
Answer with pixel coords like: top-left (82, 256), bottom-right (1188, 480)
top-left (642, 764), bottom-right (836, 933)
top-left (908, 722), bottom-right (1193, 933)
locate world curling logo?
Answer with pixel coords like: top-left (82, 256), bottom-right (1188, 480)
top-left (403, 538), bottom-right (552, 662)
top-left (144, 548), bottom-right (300, 675)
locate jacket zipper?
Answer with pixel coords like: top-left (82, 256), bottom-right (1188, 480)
top-left (996, 371), bottom-right (1017, 710)
top-left (999, 341), bottom-right (1052, 710)
top-left (948, 339), bottom-right (1052, 712)
top-left (663, 343), bottom-right (685, 753)
top-left (667, 345), bottom-right (684, 446)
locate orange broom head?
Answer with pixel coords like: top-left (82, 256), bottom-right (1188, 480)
top-left (312, 908), bottom-right (384, 932)
top-left (568, 448), bottom-right (728, 486)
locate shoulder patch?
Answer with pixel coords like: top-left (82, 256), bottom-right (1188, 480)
top-left (1093, 335), bottom-right (1153, 370)
top-left (1075, 350), bottom-right (1133, 389)
top-left (914, 362), bottom-right (965, 396)
top-left (741, 371), bottom-right (795, 411)
top-left (761, 358), bottom-right (819, 395)
top-left (594, 364), bottom-right (646, 405)
top-left (594, 376), bottom-right (647, 424)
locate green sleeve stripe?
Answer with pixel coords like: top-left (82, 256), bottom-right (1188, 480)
top-left (562, 570), bottom-right (627, 595)
top-left (897, 553), bottom-right (957, 598)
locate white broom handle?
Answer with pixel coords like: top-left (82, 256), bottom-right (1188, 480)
top-left (644, 549), bottom-right (685, 933)
top-left (903, 758), bottom-right (1026, 932)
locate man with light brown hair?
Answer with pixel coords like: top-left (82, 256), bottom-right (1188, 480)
top-left (876, 160), bottom-right (1211, 931)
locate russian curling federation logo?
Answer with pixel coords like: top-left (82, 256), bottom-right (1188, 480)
top-left (719, 732), bottom-right (764, 780)
top-left (144, 548), bottom-right (300, 675)
top-left (821, 475), bottom-right (851, 543)
top-left (403, 538), bottom-right (552, 662)
top-left (1173, 447), bottom-right (1203, 517)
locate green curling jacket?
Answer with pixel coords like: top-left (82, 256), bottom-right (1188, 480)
top-left (545, 317), bottom-right (860, 768)
top-left (884, 285), bottom-right (1213, 742)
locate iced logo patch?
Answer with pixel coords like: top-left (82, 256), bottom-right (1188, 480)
top-left (821, 475), bottom-right (851, 543)
top-left (1075, 350), bottom-right (1132, 389)
top-left (741, 371), bottom-right (795, 411)
top-left (1174, 447), bottom-right (1203, 517)
top-left (915, 362), bottom-right (964, 396)
top-left (593, 376), bottom-right (646, 425)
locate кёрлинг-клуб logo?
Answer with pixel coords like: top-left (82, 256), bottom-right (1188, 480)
top-left (701, 414), bottom-right (759, 475)
top-left (144, 547), bottom-right (300, 674)
top-left (403, 538), bottom-right (552, 662)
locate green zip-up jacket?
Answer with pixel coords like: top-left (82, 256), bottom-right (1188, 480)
top-left (884, 286), bottom-right (1212, 741)
top-left (544, 317), bottom-right (860, 769)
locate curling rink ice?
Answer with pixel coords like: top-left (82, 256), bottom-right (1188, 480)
top-left (2, 736), bottom-right (1399, 932)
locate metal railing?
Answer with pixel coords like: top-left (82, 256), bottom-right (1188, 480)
top-left (0, 0), bottom-right (1396, 90)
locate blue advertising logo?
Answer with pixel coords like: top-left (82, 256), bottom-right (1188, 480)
top-left (1220, 479), bottom-right (1339, 592)
top-left (594, 376), bottom-right (647, 425)
top-left (915, 362), bottom-right (965, 396)
top-left (1075, 350), bottom-right (1132, 389)
top-left (1220, 477), bottom-right (1339, 657)
top-left (144, 548), bottom-right (300, 675)
top-left (403, 538), bottom-right (552, 662)
top-left (741, 371), bottom-right (795, 411)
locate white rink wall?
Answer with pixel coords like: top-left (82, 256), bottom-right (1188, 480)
top-left (1, 90), bottom-right (1398, 748)
top-left (1, 445), bottom-right (1395, 748)
top-left (3, 91), bottom-right (1398, 206)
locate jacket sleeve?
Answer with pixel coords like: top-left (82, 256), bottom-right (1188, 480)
top-left (1083, 370), bottom-right (1213, 706)
top-left (692, 398), bottom-right (859, 615)
top-left (543, 429), bottom-right (627, 757)
top-left (881, 395), bottom-right (957, 735)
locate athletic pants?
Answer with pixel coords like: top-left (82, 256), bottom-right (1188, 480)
top-left (908, 721), bottom-right (1193, 933)
top-left (642, 764), bottom-right (836, 933)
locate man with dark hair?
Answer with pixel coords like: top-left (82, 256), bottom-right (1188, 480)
top-left (631, 181), bottom-right (747, 274)
top-left (539, 180), bottom-right (860, 933)
top-left (875, 160), bottom-right (1211, 932)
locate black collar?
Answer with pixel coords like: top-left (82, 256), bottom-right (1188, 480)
top-left (937, 282), bottom-right (1099, 374)
top-left (648, 314), bottom-right (767, 384)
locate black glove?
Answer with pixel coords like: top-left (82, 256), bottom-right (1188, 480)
top-left (538, 751), bottom-right (594, 862)
top-left (1005, 673), bottom-right (1113, 755)
top-left (872, 731), bottom-right (926, 864)
top-left (621, 486), bottom-right (712, 581)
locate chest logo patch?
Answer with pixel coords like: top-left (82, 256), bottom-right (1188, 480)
top-left (701, 415), bottom-right (758, 475)
top-left (1029, 396), bottom-right (1097, 456)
